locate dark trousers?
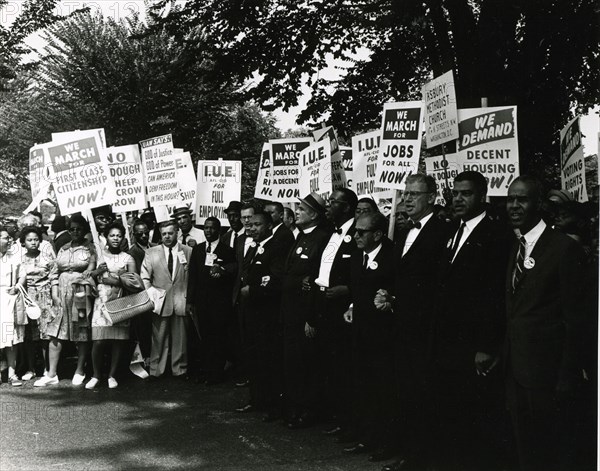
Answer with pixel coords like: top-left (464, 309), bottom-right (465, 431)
top-left (130, 311), bottom-right (153, 359)
top-left (197, 305), bottom-right (229, 378)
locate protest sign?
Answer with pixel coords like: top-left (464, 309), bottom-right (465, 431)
top-left (456, 106), bottom-right (519, 196)
top-left (45, 130), bottom-right (116, 215)
top-left (106, 145), bottom-right (145, 212)
top-left (352, 130), bottom-right (393, 199)
top-left (313, 126), bottom-right (347, 189)
top-left (53, 128), bottom-right (106, 149)
top-left (29, 144), bottom-right (52, 202)
top-left (298, 140), bottom-right (332, 200)
top-left (340, 146), bottom-right (353, 189)
top-left (422, 70), bottom-right (458, 149)
top-left (139, 134), bottom-right (180, 207)
top-left (424, 153), bottom-right (459, 205)
top-left (195, 160), bottom-right (242, 225)
top-left (559, 116), bottom-right (588, 202)
top-left (270, 137), bottom-right (312, 201)
top-left (374, 101), bottom-right (424, 190)
top-left (254, 143), bottom-right (272, 200)
top-left (171, 151), bottom-right (198, 213)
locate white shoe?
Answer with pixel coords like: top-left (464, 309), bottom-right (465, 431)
top-left (34, 375), bottom-right (59, 387)
top-left (108, 377), bottom-right (118, 389)
top-left (21, 371), bottom-right (35, 381)
top-left (72, 373), bottom-right (86, 386)
top-left (85, 377), bottom-right (99, 389)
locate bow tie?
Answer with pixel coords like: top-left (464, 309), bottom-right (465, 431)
top-left (406, 219), bottom-right (422, 230)
top-left (334, 228), bottom-right (343, 234)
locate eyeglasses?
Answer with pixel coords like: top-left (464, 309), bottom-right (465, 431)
top-left (404, 191), bottom-right (431, 199)
top-left (355, 228), bottom-right (375, 237)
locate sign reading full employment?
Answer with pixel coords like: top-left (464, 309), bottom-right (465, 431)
top-left (352, 130), bottom-right (392, 198)
top-left (422, 70), bottom-right (459, 148)
top-left (298, 140), bottom-right (332, 200)
top-left (456, 106), bottom-right (519, 196)
top-left (374, 101), bottom-right (424, 190)
top-left (254, 143), bottom-right (272, 200)
top-left (139, 134), bottom-right (179, 206)
top-left (45, 130), bottom-right (116, 215)
top-left (106, 144), bottom-right (145, 212)
top-left (195, 160), bottom-right (242, 225)
top-left (340, 146), bottom-right (353, 189)
top-left (559, 116), bottom-right (588, 202)
top-left (425, 153), bottom-right (459, 206)
top-left (270, 137), bottom-right (313, 202)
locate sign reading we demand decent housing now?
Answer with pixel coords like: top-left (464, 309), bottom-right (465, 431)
top-left (45, 130), bottom-right (116, 215)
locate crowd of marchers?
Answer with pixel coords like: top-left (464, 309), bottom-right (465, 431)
top-left (0, 171), bottom-right (597, 471)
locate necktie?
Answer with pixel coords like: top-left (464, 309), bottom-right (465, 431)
top-left (167, 247), bottom-right (173, 277)
top-left (335, 227), bottom-right (343, 234)
top-left (206, 242), bottom-right (212, 253)
top-left (241, 244), bottom-right (258, 282)
top-left (512, 236), bottom-right (527, 291)
top-left (406, 219), bottom-right (422, 230)
top-left (363, 253), bottom-right (369, 270)
top-left (449, 222), bottom-right (466, 261)
top-left (182, 233), bottom-right (188, 245)
top-left (230, 231), bottom-right (237, 248)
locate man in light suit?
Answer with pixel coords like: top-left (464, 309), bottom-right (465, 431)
top-left (505, 176), bottom-right (588, 471)
top-left (141, 220), bottom-right (193, 379)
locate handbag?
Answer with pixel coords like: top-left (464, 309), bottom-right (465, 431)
top-left (16, 284), bottom-right (41, 320)
top-left (105, 290), bottom-right (153, 325)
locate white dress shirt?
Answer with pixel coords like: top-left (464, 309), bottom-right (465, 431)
top-left (162, 243), bottom-right (178, 278)
top-left (450, 211), bottom-right (487, 262)
top-left (515, 219), bottom-right (546, 258)
top-left (315, 218), bottom-right (354, 287)
top-left (402, 212), bottom-right (434, 257)
top-left (364, 242), bottom-right (383, 267)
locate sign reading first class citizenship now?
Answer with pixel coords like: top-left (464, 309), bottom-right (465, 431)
top-left (374, 101), bottom-right (424, 190)
top-left (422, 70), bottom-right (459, 148)
top-left (46, 130), bottom-right (116, 215)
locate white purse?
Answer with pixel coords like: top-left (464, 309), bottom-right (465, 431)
top-left (16, 284), bottom-right (42, 320)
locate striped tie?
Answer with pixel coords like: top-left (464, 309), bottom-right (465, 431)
top-left (512, 236), bottom-right (527, 291)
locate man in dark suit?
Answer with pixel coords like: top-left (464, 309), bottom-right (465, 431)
top-left (311, 188), bottom-right (358, 434)
top-left (505, 176), bottom-right (587, 471)
top-left (431, 171), bottom-right (511, 470)
top-left (128, 220), bottom-right (156, 360)
top-left (282, 193), bottom-right (332, 429)
top-left (343, 212), bottom-right (395, 459)
top-left (376, 174), bottom-right (450, 471)
top-left (264, 201), bottom-right (295, 254)
top-left (221, 201), bottom-right (244, 250)
top-left (236, 212), bottom-right (287, 419)
top-left (187, 217), bottom-right (236, 384)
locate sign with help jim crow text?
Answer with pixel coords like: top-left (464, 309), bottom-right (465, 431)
top-left (106, 144), bottom-right (145, 212)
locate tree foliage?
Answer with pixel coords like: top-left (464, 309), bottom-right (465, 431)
top-left (150, 0), bottom-right (599, 181)
top-left (0, 10), bottom-right (279, 203)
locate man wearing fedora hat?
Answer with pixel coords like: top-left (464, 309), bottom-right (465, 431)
top-left (282, 192), bottom-right (332, 429)
top-left (221, 201), bottom-right (245, 250)
top-left (171, 206), bottom-right (206, 247)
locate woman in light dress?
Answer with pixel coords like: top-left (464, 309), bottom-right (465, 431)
top-left (86, 222), bottom-right (135, 389)
top-left (0, 226), bottom-right (24, 386)
top-left (34, 215), bottom-right (96, 387)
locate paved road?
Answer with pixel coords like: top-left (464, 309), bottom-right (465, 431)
top-left (0, 374), bottom-right (386, 471)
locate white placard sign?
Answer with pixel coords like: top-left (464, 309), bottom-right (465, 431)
top-left (270, 137), bottom-right (313, 202)
top-left (53, 128), bottom-right (106, 149)
top-left (195, 160), bottom-right (242, 225)
top-left (254, 143), bottom-right (272, 200)
top-left (560, 116), bottom-right (588, 202)
top-left (172, 151), bottom-right (198, 213)
top-left (29, 144), bottom-right (52, 202)
top-left (424, 153), bottom-right (459, 205)
top-left (352, 130), bottom-right (393, 199)
top-left (340, 146), bottom-right (353, 189)
top-left (45, 130), bottom-right (116, 215)
top-left (139, 134), bottom-right (179, 207)
top-left (313, 126), bottom-right (347, 189)
top-left (422, 70), bottom-right (459, 148)
top-left (106, 144), bottom-right (145, 212)
top-left (456, 106), bottom-right (519, 196)
top-left (374, 101), bottom-right (424, 190)
top-left (298, 140), bottom-right (332, 200)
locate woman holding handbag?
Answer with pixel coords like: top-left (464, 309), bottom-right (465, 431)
top-left (86, 221), bottom-right (135, 389)
top-left (35, 214), bottom-right (96, 387)
top-left (0, 226), bottom-right (24, 386)
top-left (17, 226), bottom-right (58, 381)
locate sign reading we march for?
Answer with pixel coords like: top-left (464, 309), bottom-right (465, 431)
top-left (270, 137), bottom-right (313, 202)
top-left (195, 160), bottom-right (242, 225)
top-left (45, 130), bottom-right (116, 215)
top-left (560, 116), bottom-right (588, 202)
top-left (456, 106), bottom-right (519, 196)
top-left (374, 101), bottom-right (424, 190)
